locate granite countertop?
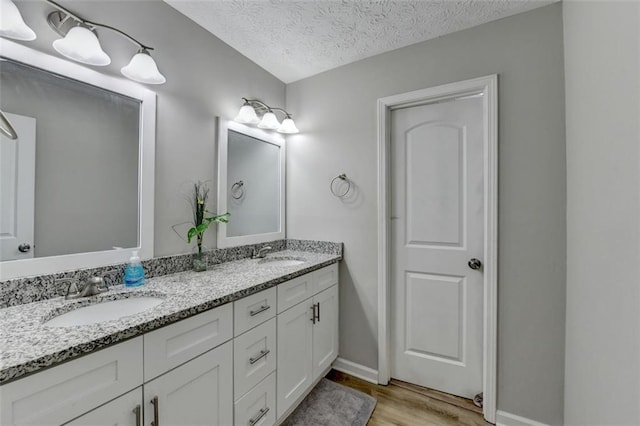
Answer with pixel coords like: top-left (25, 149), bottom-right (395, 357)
top-left (0, 250), bottom-right (340, 385)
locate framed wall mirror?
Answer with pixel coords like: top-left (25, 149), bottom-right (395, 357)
top-left (217, 120), bottom-right (285, 248)
top-left (0, 40), bottom-right (156, 280)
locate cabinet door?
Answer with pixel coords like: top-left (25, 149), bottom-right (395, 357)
top-left (276, 299), bottom-right (313, 419)
top-left (312, 285), bottom-right (339, 379)
top-left (144, 341), bottom-right (233, 426)
top-left (64, 388), bottom-right (142, 426)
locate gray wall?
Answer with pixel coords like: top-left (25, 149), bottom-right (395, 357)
top-left (286, 4), bottom-right (566, 424)
top-left (226, 131), bottom-right (281, 237)
top-left (563, 1), bottom-right (640, 424)
top-left (15, 0), bottom-right (286, 256)
top-left (1, 60), bottom-right (139, 257)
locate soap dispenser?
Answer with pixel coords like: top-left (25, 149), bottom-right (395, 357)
top-left (124, 250), bottom-right (145, 287)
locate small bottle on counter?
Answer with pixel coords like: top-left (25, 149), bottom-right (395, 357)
top-left (124, 250), bottom-right (145, 287)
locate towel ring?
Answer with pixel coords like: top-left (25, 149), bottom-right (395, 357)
top-left (231, 181), bottom-right (245, 199)
top-left (330, 174), bottom-right (351, 198)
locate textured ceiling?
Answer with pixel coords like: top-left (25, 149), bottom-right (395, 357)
top-left (164, 0), bottom-right (555, 83)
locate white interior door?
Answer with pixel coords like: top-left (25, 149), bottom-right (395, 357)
top-left (390, 95), bottom-right (484, 399)
top-left (0, 113), bottom-right (36, 261)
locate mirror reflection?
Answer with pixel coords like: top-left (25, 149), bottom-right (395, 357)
top-left (0, 58), bottom-right (140, 261)
top-left (226, 130), bottom-right (281, 237)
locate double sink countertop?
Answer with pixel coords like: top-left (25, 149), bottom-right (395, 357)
top-left (0, 250), bottom-right (340, 385)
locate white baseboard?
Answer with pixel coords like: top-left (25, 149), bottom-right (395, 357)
top-left (331, 357), bottom-right (379, 384)
top-left (496, 410), bottom-right (550, 426)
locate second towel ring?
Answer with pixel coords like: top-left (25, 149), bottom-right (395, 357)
top-left (231, 181), bottom-right (245, 199)
top-left (330, 174), bottom-right (351, 198)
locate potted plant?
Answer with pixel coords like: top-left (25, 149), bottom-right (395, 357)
top-left (187, 181), bottom-right (229, 271)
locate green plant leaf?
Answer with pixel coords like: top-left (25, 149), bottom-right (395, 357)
top-left (187, 227), bottom-right (197, 243)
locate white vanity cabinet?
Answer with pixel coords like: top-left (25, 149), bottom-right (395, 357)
top-left (276, 264), bottom-right (339, 420)
top-left (0, 262), bottom-right (339, 426)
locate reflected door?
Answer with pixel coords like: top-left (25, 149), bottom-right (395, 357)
top-left (0, 113), bottom-right (35, 261)
top-left (390, 96), bottom-right (484, 398)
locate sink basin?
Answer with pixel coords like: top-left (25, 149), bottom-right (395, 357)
top-left (44, 296), bottom-right (164, 327)
top-left (258, 256), bottom-right (307, 267)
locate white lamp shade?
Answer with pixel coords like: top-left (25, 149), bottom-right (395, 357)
top-left (234, 105), bottom-right (259, 124)
top-left (0, 0), bottom-right (36, 41)
top-left (258, 111), bottom-right (280, 129)
top-left (53, 26), bottom-right (110, 66)
top-left (121, 51), bottom-right (166, 85)
top-left (277, 117), bottom-right (299, 134)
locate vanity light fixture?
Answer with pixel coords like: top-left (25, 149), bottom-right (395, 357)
top-left (0, 0), bottom-right (36, 41)
top-left (6, 0), bottom-right (167, 84)
top-left (234, 98), bottom-right (299, 134)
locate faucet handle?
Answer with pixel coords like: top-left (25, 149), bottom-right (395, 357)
top-left (57, 278), bottom-right (80, 300)
top-left (100, 270), bottom-right (119, 289)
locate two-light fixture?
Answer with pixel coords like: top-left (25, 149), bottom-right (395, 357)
top-left (234, 98), bottom-right (299, 134)
top-left (0, 0), bottom-right (166, 85)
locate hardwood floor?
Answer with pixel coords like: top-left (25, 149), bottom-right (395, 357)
top-left (326, 370), bottom-right (492, 426)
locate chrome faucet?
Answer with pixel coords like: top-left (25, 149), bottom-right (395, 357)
top-left (252, 246), bottom-right (273, 259)
top-left (59, 271), bottom-right (118, 300)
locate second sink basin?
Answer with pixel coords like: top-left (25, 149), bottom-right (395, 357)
top-left (258, 256), bottom-right (307, 267)
top-left (44, 296), bottom-right (164, 327)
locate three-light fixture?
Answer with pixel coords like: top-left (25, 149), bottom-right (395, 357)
top-left (0, 0), bottom-right (166, 85)
top-left (234, 98), bottom-right (299, 134)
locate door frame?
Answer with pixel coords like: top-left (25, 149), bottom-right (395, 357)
top-left (376, 75), bottom-right (498, 423)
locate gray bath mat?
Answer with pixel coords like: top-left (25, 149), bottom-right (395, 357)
top-left (282, 378), bottom-right (376, 426)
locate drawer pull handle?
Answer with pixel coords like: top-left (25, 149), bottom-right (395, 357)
top-left (248, 407), bottom-right (270, 426)
top-left (249, 349), bottom-right (271, 364)
top-left (310, 304), bottom-right (316, 324)
top-left (151, 396), bottom-right (159, 426)
top-left (317, 302), bottom-right (321, 322)
top-left (249, 305), bottom-right (270, 316)
top-left (133, 404), bottom-right (141, 426)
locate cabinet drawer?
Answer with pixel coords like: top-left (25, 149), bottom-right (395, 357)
top-left (234, 372), bottom-right (276, 426)
top-left (144, 303), bottom-right (233, 381)
top-left (64, 387), bottom-right (142, 426)
top-left (234, 317), bottom-right (277, 401)
top-left (277, 273), bottom-right (313, 313)
top-left (0, 337), bottom-right (143, 426)
top-left (234, 287), bottom-right (276, 336)
top-left (313, 263), bottom-right (338, 295)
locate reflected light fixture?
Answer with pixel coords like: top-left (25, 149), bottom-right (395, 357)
top-left (0, 0), bottom-right (36, 41)
top-left (235, 98), bottom-right (299, 134)
top-left (39, 0), bottom-right (166, 84)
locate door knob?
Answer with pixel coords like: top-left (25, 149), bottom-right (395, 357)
top-left (468, 258), bottom-right (482, 270)
top-left (18, 243), bottom-right (31, 253)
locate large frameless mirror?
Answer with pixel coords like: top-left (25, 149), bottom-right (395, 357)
top-left (0, 40), bottom-right (156, 280)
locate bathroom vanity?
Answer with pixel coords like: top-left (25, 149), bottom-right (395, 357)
top-left (0, 253), bottom-right (339, 426)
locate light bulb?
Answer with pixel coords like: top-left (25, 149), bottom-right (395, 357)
top-left (258, 111), bottom-right (280, 130)
top-left (121, 49), bottom-right (166, 85)
top-left (277, 117), bottom-right (299, 134)
top-left (234, 104), bottom-right (259, 124)
top-left (0, 0), bottom-right (36, 41)
top-left (52, 25), bottom-right (110, 66)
